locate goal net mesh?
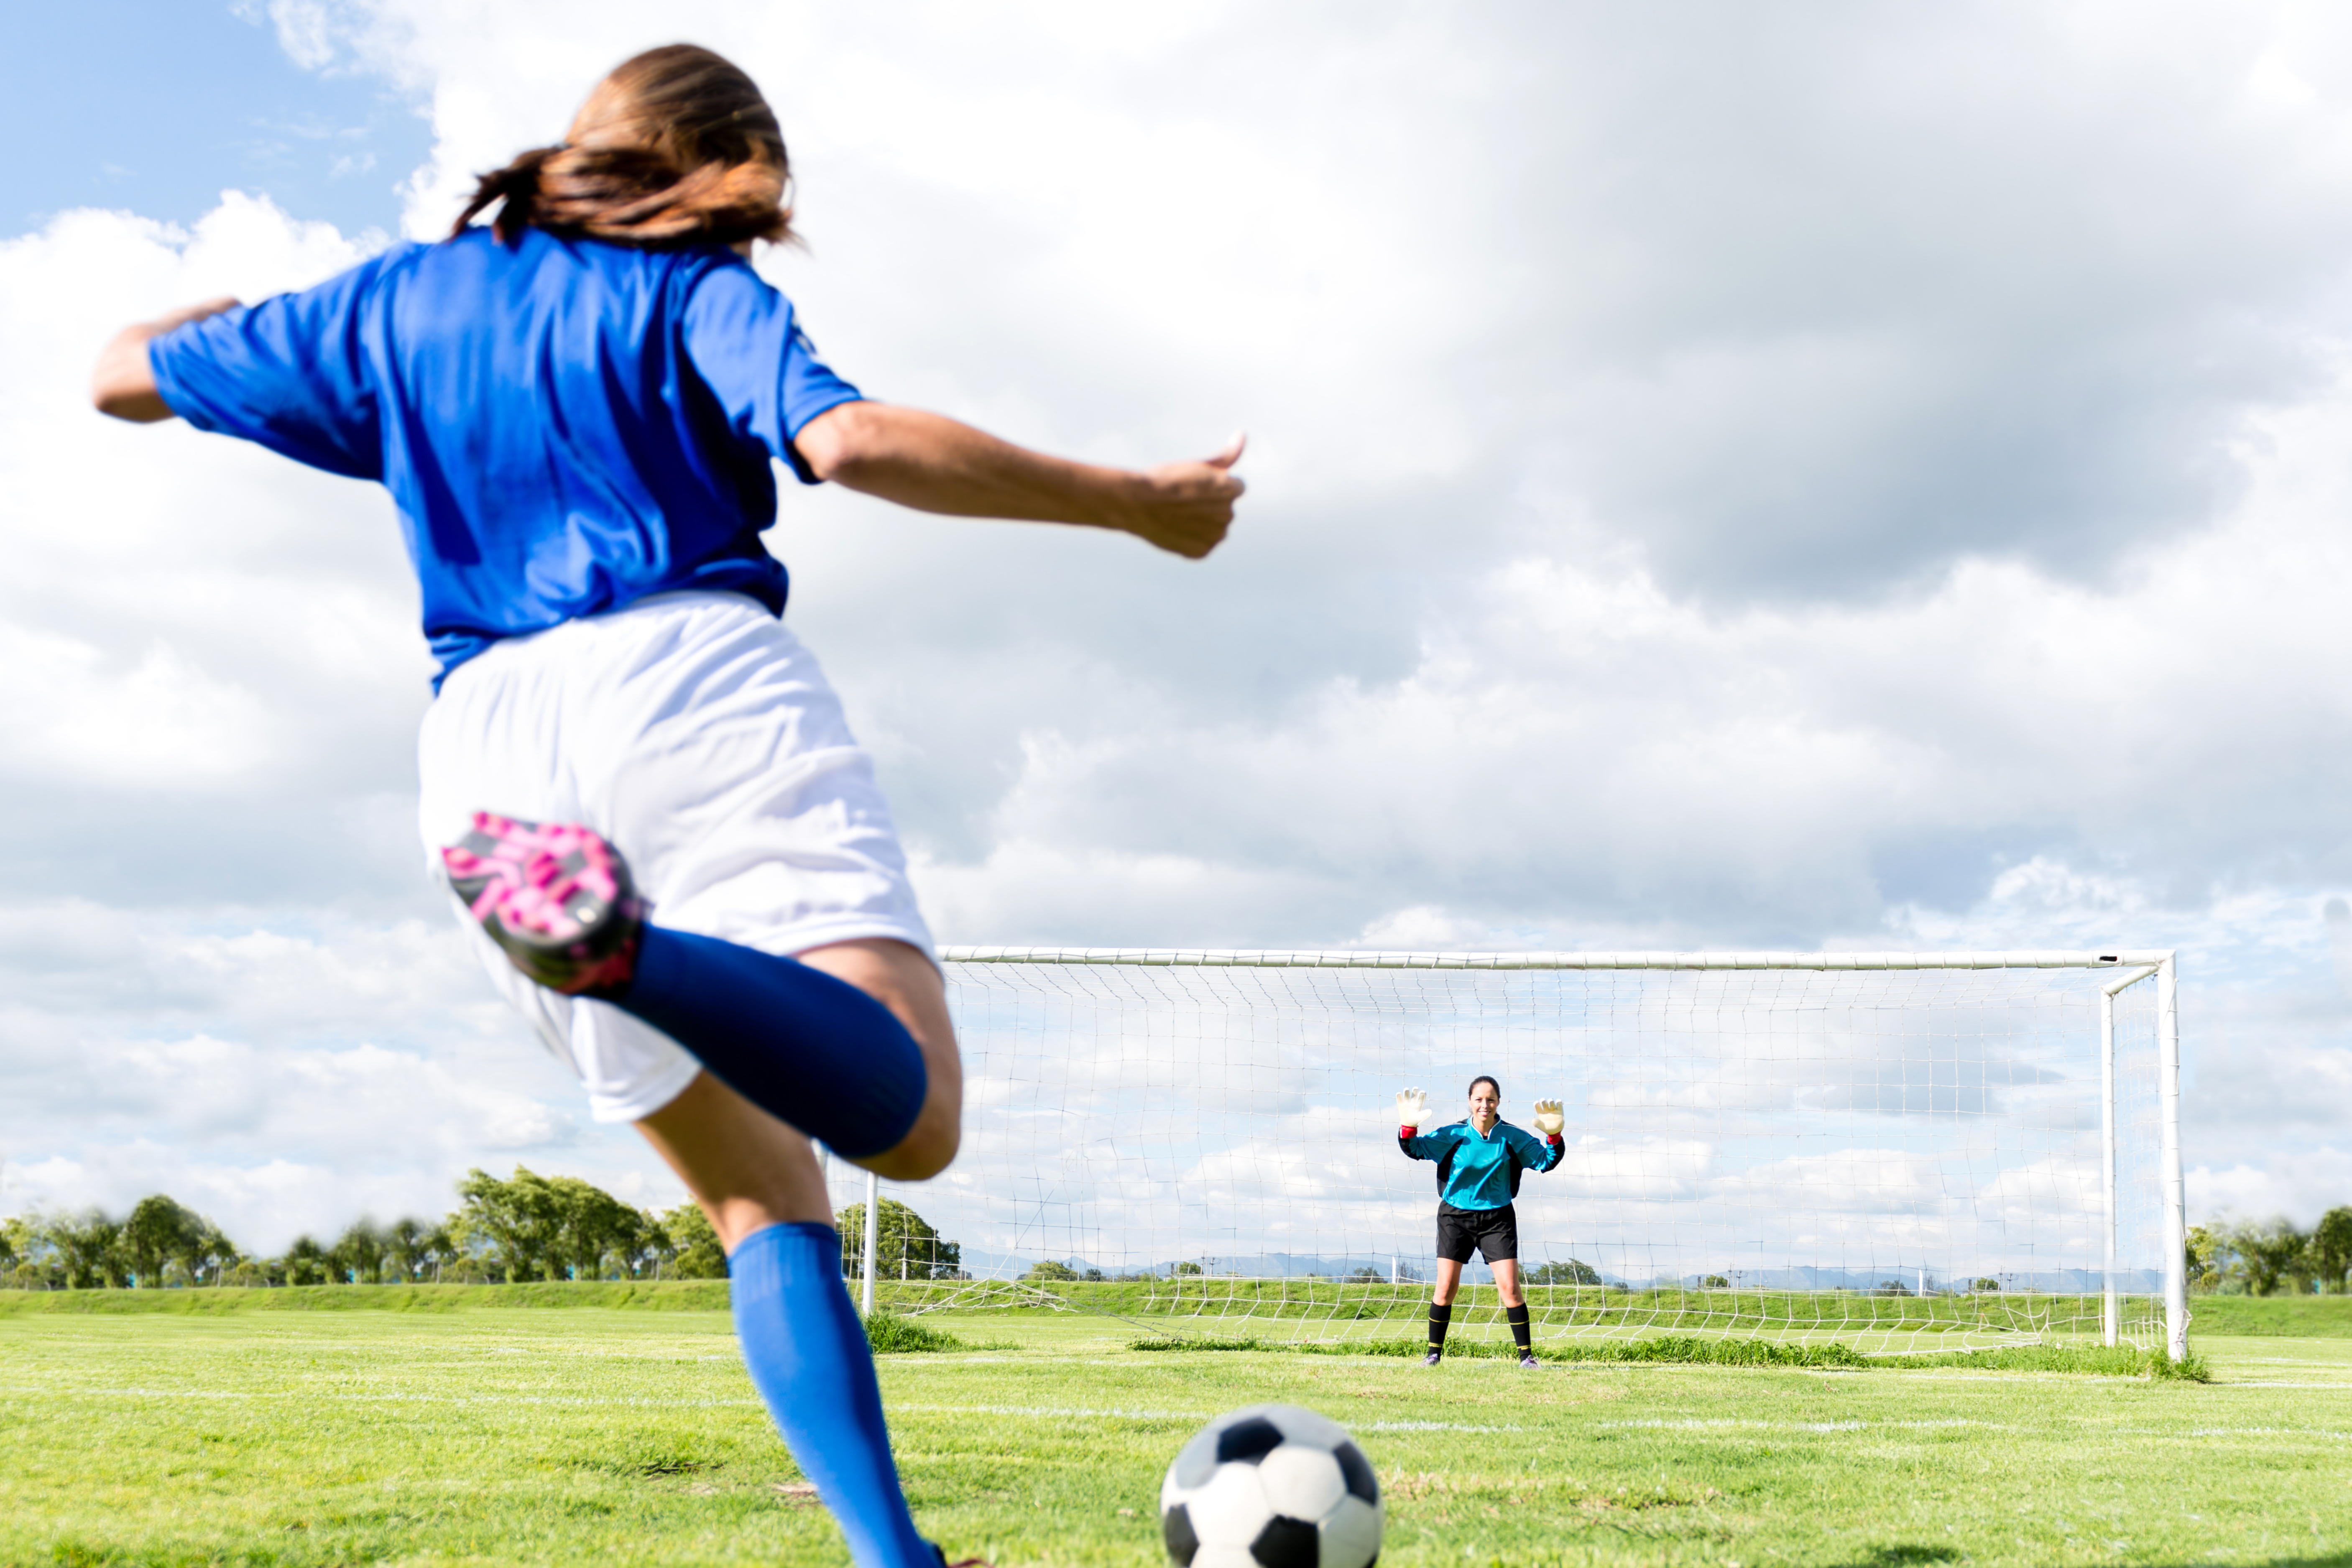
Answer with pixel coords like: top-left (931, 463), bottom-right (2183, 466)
top-left (825, 954), bottom-right (2170, 1354)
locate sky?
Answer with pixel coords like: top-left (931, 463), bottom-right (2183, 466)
top-left (3, 0), bottom-right (2351, 1259)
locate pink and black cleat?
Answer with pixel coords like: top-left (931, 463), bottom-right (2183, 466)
top-left (441, 812), bottom-right (645, 996)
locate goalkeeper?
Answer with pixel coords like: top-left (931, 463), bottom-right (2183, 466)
top-left (1394, 1077), bottom-right (1565, 1368)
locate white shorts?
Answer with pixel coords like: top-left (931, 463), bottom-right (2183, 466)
top-left (416, 591), bottom-right (936, 1123)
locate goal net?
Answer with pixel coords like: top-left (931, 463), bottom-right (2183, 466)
top-left (825, 950), bottom-right (2187, 1357)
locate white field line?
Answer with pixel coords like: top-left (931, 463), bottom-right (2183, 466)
top-left (886, 1402), bottom-right (1517, 1432)
top-left (1837, 1371), bottom-right (2151, 1385)
top-left (890, 1403), bottom-right (1210, 1422)
top-left (0, 1385), bottom-right (759, 1408)
top-left (1600, 1416), bottom-right (2348, 1443)
top-left (1603, 1419), bottom-right (1865, 1433)
top-left (1601, 1418), bottom-right (1995, 1433)
top-left (1361, 1421), bottom-right (1523, 1433)
top-left (1, 1385), bottom-right (1525, 1433)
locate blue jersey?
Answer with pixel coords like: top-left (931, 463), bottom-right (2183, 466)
top-left (148, 227), bottom-right (864, 687)
top-left (1399, 1119), bottom-right (1562, 1211)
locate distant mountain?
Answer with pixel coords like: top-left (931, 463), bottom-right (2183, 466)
top-left (949, 1246), bottom-right (2160, 1295)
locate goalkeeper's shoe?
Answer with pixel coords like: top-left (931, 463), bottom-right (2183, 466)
top-left (1519, 1351), bottom-right (1541, 1369)
top-left (442, 812), bottom-right (644, 997)
top-left (1421, 1348), bottom-right (1442, 1367)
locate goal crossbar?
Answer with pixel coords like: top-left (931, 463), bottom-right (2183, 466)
top-left (943, 947), bottom-right (2173, 972)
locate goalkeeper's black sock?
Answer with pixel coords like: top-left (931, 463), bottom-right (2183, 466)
top-left (610, 926), bottom-right (927, 1159)
top-left (1427, 1302), bottom-right (1453, 1357)
top-left (1507, 1303), bottom-right (1532, 1352)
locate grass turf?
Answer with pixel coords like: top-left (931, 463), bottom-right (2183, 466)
top-left (6, 1279), bottom-right (2336, 1341)
top-left (0, 1281), bottom-right (736, 1316)
top-left (0, 1308), bottom-right (2347, 1566)
top-left (1135, 1332), bottom-right (2212, 1379)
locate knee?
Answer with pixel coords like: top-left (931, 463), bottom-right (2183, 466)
top-left (866, 1115), bottom-right (959, 1182)
top-left (862, 1069), bottom-right (961, 1180)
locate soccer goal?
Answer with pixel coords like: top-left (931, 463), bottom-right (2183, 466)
top-left (826, 949), bottom-right (2188, 1358)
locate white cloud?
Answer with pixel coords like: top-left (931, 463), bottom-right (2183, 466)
top-left (2189, 1149), bottom-right (2352, 1226)
top-left (10, 0), bottom-right (2352, 1256)
top-left (0, 894), bottom-right (691, 1252)
top-left (234, 0), bottom-right (342, 74)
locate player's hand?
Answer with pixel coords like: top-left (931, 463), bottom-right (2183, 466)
top-left (1122, 433), bottom-right (1245, 559)
top-left (1396, 1087), bottom-right (1429, 1131)
top-left (1533, 1099), bottom-right (1564, 1137)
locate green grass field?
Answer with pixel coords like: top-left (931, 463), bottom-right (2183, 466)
top-left (2, 1295), bottom-right (2348, 1566)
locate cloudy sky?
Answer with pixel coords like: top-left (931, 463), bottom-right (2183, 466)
top-left (4, 0), bottom-right (2351, 1256)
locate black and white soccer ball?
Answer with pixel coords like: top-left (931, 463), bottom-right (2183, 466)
top-left (1159, 1403), bottom-right (1382, 1568)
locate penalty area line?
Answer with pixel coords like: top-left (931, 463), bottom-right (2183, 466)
top-left (1596, 1417), bottom-right (2006, 1434)
top-left (889, 1403), bottom-right (1521, 1433)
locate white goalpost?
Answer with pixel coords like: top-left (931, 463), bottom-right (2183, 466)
top-left (829, 949), bottom-right (2188, 1359)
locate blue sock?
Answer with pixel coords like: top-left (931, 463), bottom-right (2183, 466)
top-left (607, 926), bottom-right (927, 1158)
top-left (729, 1223), bottom-right (937, 1568)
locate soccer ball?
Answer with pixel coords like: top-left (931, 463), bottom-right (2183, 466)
top-left (1159, 1403), bottom-right (1382, 1568)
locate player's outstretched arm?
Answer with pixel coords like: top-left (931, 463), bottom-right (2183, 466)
top-left (91, 299), bottom-right (240, 423)
top-left (793, 401), bottom-right (1244, 559)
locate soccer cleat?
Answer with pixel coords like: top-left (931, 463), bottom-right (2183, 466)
top-left (1519, 1351), bottom-right (1541, 1369)
top-left (442, 812), bottom-right (644, 996)
top-left (1422, 1348), bottom-right (1442, 1367)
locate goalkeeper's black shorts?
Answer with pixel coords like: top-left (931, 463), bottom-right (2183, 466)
top-left (1435, 1201), bottom-right (1518, 1265)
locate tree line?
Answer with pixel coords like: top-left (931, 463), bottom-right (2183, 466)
top-left (0, 1168), bottom-right (961, 1290)
top-left (2187, 1208), bottom-right (2352, 1296)
top-left (26, 1181), bottom-right (2339, 1295)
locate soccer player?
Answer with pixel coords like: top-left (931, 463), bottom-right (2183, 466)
top-left (1395, 1076), bottom-right (1565, 1368)
top-left (89, 44), bottom-right (1241, 1568)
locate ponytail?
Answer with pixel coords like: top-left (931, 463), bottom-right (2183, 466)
top-left (450, 44), bottom-right (793, 250)
top-left (452, 142), bottom-right (790, 248)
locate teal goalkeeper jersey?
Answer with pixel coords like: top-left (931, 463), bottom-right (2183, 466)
top-left (1397, 1119), bottom-right (1563, 1210)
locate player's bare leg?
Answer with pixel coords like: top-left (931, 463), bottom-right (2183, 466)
top-left (1430, 1258), bottom-right (1464, 1307)
top-left (1492, 1258), bottom-right (1523, 1308)
top-left (634, 1070), bottom-right (830, 1243)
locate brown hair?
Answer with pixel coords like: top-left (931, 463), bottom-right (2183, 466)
top-left (1468, 1075), bottom-right (1500, 1100)
top-left (451, 44), bottom-right (793, 249)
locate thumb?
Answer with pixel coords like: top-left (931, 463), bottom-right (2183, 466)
top-left (1204, 431), bottom-right (1247, 470)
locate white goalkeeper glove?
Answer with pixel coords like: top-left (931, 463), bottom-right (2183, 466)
top-left (1533, 1098), bottom-right (1565, 1139)
top-left (1395, 1088), bottom-right (1430, 1133)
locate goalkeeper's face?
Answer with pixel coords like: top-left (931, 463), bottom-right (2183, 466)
top-left (1468, 1083), bottom-right (1500, 1131)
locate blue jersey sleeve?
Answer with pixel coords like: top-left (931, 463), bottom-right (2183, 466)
top-left (1509, 1123), bottom-right (1565, 1175)
top-left (149, 255), bottom-right (393, 481)
top-left (1398, 1125), bottom-right (1453, 1162)
top-left (679, 258), bottom-right (864, 485)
